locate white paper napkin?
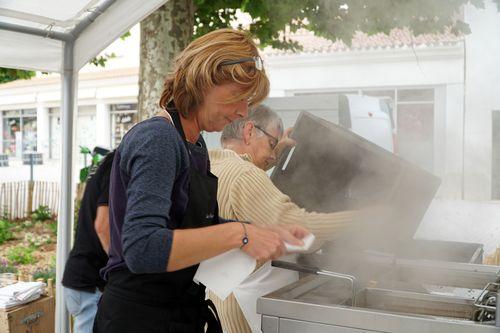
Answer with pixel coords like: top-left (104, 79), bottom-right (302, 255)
top-left (284, 233), bottom-right (316, 253)
top-left (194, 249), bottom-right (256, 300)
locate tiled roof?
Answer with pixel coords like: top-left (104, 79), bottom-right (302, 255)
top-left (262, 28), bottom-right (462, 56)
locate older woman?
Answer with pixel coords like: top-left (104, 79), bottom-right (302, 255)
top-left (93, 29), bottom-right (307, 333)
top-left (208, 105), bottom-right (358, 333)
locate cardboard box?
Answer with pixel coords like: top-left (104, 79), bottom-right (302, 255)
top-left (0, 296), bottom-right (54, 333)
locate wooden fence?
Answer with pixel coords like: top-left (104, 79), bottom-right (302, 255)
top-left (0, 181), bottom-right (59, 220)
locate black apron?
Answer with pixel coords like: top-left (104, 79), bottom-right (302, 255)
top-left (93, 111), bottom-right (222, 333)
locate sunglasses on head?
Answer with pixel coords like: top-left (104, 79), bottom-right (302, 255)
top-left (220, 56), bottom-right (263, 71)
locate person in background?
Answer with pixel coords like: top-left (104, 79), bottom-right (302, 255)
top-left (93, 29), bottom-right (307, 333)
top-left (208, 105), bottom-right (359, 333)
top-left (61, 150), bottom-right (114, 333)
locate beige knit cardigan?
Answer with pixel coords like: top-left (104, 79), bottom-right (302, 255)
top-left (208, 149), bottom-right (356, 333)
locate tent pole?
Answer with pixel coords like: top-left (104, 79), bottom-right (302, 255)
top-left (0, 21), bottom-right (72, 41)
top-left (70, 0), bottom-right (117, 38)
top-left (56, 40), bottom-right (77, 333)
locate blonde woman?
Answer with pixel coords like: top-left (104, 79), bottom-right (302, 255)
top-left (93, 29), bottom-right (307, 333)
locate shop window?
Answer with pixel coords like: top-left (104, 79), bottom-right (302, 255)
top-left (48, 106), bottom-right (97, 163)
top-left (291, 87), bottom-right (436, 171)
top-left (1, 109), bottom-right (37, 157)
top-left (397, 103), bottom-right (434, 170)
top-left (110, 103), bottom-right (138, 147)
top-left (362, 90), bottom-right (396, 130)
top-left (397, 89), bottom-right (434, 103)
top-left (396, 89), bottom-right (435, 172)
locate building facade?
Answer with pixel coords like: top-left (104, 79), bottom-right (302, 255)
top-left (0, 68), bottom-right (139, 165)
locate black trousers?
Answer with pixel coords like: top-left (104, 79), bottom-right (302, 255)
top-left (93, 290), bottom-right (206, 333)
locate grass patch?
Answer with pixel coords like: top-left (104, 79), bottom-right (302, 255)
top-left (0, 219), bottom-right (14, 245)
top-left (47, 220), bottom-right (57, 236)
top-left (6, 246), bottom-right (36, 265)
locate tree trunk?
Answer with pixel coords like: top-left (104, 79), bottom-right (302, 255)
top-left (137, 0), bottom-right (194, 120)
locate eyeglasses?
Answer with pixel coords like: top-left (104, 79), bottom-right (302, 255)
top-left (220, 56), bottom-right (264, 71)
top-left (254, 125), bottom-right (278, 149)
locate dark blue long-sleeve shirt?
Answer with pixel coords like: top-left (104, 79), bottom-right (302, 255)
top-left (102, 116), bottom-right (209, 277)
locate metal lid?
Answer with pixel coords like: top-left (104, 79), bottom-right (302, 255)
top-left (271, 112), bottom-right (441, 254)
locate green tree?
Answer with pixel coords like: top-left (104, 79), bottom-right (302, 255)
top-left (0, 68), bottom-right (35, 84)
top-left (137, 0), bottom-right (498, 119)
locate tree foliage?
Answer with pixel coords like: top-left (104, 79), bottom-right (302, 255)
top-left (0, 68), bottom-right (36, 84)
top-left (194, 0), bottom-right (498, 51)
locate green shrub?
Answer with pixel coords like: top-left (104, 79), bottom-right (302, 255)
top-left (31, 205), bottom-right (52, 222)
top-left (0, 219), bottom-right (13, 245)
top-left (32, 266), bottom-right (56, 282)
top-left (6, 246), bottom-right (36, 265)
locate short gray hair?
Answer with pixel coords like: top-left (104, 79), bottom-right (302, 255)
top-left (221, 104), bottom-right (283, 145)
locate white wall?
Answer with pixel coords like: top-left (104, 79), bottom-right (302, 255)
top-left (265, 47), bottom-right (464, 96)
top-left (463, 1), bottom-right (500, 200)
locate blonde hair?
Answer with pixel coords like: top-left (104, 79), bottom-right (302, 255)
top-left (159, 28), bottom-right (270, 117)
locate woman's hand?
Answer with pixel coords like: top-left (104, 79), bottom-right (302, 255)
top-left (240, 223), bottom-right (309, 261)
top-left (263, 224), bottom-right (309, 246)
top-left (240, 224), bottom-right (285, 261)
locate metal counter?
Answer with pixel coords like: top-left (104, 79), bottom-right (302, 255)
top-left (258, 260), bottom-right (500, 333)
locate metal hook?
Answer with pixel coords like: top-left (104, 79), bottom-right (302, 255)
top-left (44, 22), bottom-right (55, 38)
top-left (85, 7), bottom-right (104, 22)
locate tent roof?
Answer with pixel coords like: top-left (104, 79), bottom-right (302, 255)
top-left (0, 0), bottom-right (165, 72)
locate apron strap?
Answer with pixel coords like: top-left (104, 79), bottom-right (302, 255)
top-left (156, 109), bottom-right (173, 123)
top-left (157, 109), bottom-right (193, 153)
top-left (202, 298), bottom-right (223, 333)
top-left (185, 283), bottom-right (222, 333)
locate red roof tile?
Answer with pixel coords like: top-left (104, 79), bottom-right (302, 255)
top-left (262, 28), bottom-right (462, 56)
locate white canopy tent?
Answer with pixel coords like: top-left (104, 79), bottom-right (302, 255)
top-left (0, 1), bottom-right (166, 332)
